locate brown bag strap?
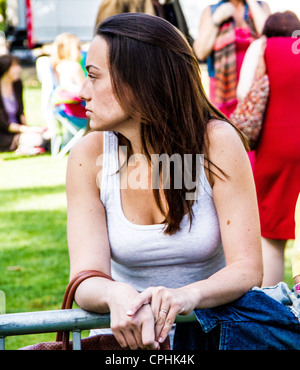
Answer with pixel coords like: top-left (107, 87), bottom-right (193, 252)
top-left (56, 270), bottom-right (114, 348)
top-left (61, 270), bottom-right (114, 310)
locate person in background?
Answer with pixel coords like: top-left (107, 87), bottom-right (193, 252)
top-left (50, 33), bottom-right (88, 136)
top-left (152, 0), bottom-right (193, 46)
top-left (94, 0), bottom-right (155, 32)
top-left (94, 0), bottom-right (193, 45)
top-left (293, 194), bottom-right (300, 292)
top-left (0, 54), bottom-right (48, 154)
top-left (237, 12), bottom-right (300, 286)
top-left (51, 33), bottom-right (86, 97)
top-left (193, 0), bottom-right (270, 118)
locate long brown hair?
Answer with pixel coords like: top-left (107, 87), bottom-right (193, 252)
top-left (96, 13), bottom-right (247, 234)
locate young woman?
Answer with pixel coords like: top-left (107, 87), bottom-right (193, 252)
top-left (66, 13), bottom-right (263, 350)
top-left (0, 54), bottom-right (47, 153)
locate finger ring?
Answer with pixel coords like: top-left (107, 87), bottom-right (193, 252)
top-left (160, 309), bottom-right (168, 314)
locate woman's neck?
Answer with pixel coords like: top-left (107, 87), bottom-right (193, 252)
top-left (115, 118), bottom-right (145, 155)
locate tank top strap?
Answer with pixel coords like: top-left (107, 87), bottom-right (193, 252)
top-left (100, 131), bottom-right (119, 207)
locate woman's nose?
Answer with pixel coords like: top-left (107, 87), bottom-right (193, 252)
top-left (79, 79), bottom-right (90, 102)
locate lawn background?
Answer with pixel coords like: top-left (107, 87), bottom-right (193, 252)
top-left (0, 65), bottom-right (295, 350)
top-left (0, 66), bottom-right (70, 349)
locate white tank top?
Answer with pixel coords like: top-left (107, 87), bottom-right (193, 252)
top-left (100, 131), bottom-right (225, 292)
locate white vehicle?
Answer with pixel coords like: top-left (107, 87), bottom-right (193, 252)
top-left (6, 0), bottom-right (101, 48)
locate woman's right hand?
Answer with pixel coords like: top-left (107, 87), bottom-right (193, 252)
top-left (108, 282), bottom-right (160, 350)
top-left (212, 2), bottom-right (235, 26)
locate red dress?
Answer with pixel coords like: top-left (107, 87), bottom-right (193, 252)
top-left (254, 37), bottom-right (300, 240)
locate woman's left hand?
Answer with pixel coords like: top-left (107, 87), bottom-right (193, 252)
top-left (126, 286), bottom-right (196, 344)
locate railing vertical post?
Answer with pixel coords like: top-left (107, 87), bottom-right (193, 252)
top-left (0, 337), bottom-right (5, 350)
top-left (72, 331), bottom-right (82, 350)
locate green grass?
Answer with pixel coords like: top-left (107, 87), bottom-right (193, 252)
top-left (0, 67), bottom-right (73, 350)
top-left (284, 241), bottom-right (294, 287)
top-left (22, 66), bottom-right (45, 127)
top-left (0, 153), bottom-right (69, 349)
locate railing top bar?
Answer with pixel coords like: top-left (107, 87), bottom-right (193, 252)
top-left (0, 309), bottom-right (110, 337)
top-left (0, 309), bottom-right (196, 337)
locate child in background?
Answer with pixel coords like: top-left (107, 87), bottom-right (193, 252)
top-left (50, 33), bottom-right (88, 140)
top-left (51, 33), bottom-right (85, 96)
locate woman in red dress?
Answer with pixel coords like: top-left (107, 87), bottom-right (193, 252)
top-left (194, 1), bottom-right (270, 168)
top-left (253, 12), bottom-right (300, 286)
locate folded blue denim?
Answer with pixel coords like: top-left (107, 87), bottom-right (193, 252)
top-left (173, 283), bottom-right (300, 350)
top-left (254, 282), bottom-right (300, 321)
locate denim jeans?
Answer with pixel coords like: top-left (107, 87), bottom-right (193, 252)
top-left (173, 283), bottom-right (300, 350)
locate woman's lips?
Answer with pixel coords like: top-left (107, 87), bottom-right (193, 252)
top-left (85, 109), bottom-right (93, 117)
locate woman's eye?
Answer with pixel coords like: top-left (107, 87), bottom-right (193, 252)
top-left (88, 74), bottom-right (96, 81)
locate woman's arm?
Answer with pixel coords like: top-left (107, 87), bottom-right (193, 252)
top-left (20, 114), bottom-right (26, 125)
top-left (193, 3), bottom-right (234, 60)
top-left (192, 121), bottom-right (263, 305)
top-left (66, 131), bottom-right (111, 280)
top-left (246, 0), bottom-right (270, 35)
top-left (8, 122), bottom-right (46, 134)
top-left (66, 132), bottom-right (159, 349)
top-left (128, 121), bottom-right (263, 343)
top-left (237, 37), bottom-right (265, 101)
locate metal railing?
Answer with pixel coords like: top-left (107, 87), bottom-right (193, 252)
top-left (0, 308), bottom-right (197, 350)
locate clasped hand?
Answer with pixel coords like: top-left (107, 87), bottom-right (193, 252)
top-left (110, 285), bottom-right (195, 350)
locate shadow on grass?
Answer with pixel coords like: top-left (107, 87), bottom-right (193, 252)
top-left (0, 185), bottom-right (66, 209)
top-left (0, 152), bottom-right (49, 161)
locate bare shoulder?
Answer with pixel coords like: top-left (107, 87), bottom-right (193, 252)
top-left (206, 119), bottom-right (245, 150)
top-left (206, 120), bottom-right (250, 182)
top-left (66, 131), bottom-right (104, 191)
top-left (202, 4), bottom-right (212, 16)
top-left (68, 131), bottom-right (103, 167)
top-left (199, 4), bottom-right (212, 22)
top-left (261, 1), bottom-right (271, 13)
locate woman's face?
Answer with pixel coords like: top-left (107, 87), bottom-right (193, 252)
top-left (7, 61), bottom-right (22, 82)
top-left (79, 36), bottom-right (137, 132)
